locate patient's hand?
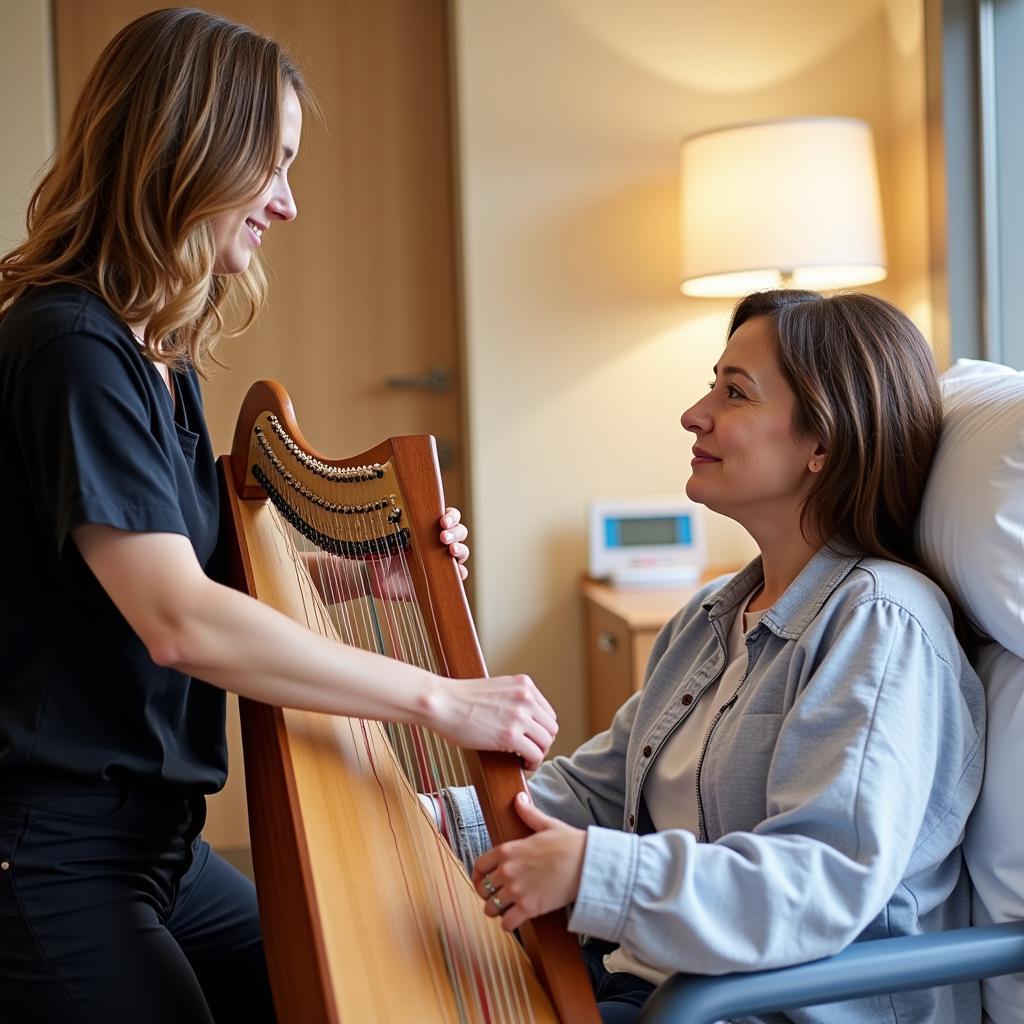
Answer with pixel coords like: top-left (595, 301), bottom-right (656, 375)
top-left (471, 793), bottom-right (585, 932)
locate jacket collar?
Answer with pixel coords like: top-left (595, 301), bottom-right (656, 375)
top-left (704, 545), bottom-right (864, 641)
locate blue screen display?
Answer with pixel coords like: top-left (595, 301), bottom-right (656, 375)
top-left (605, 515), bottom-right (692, 548)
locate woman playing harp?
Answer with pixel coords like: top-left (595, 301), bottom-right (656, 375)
top-left (0, 9), bottom-right (556, 1024)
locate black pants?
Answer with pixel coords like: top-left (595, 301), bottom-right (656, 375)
top-left (0, 787), bottom-right (275, 1024)
top-left (583, 942), bottom-right (658, 1023)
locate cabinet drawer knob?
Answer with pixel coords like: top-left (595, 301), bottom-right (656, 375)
top-left (596, 630), bottom-right (619, 654)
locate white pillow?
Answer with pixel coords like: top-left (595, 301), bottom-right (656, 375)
top-left (918, 359), bottom-right (1024, 1024)
top-left (964, 644), bottom-right (1024, 1024)
top-left (915, 359), bottom-right (1024, 657)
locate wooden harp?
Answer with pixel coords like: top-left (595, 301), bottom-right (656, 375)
top-left (219, 381), bottom-right (600, 1024)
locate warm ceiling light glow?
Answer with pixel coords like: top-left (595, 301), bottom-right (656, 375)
top-left (679, 117), bottom-right (887, 298)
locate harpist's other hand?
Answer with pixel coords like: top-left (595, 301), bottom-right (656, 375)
top-left (427, 674), bottom-right (556, 770)
top-left (471, 793), bottom-right (585, 931)
top-left (440, 507), bottom-right (470, 581)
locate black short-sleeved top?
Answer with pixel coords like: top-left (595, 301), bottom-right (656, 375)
top-left (0, 283), bottom-right (227, 793)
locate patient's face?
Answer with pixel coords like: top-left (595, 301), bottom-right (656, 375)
top-left (680, 315), bottom-right (821, 539)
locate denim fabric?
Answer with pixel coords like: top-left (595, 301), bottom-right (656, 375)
top-left (449, 547), bottom-right (985, 1023)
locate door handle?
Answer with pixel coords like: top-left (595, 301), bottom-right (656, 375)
top-left (385, 366), bottom-right (451, 393)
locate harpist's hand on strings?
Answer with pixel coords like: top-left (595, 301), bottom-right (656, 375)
top-left (366, 505), bottom-right (468, 598)
top-left (302, 507), bottom-right (470, 604)
top-left (428, 674), bottom-right (557, 770)
top-left (471, 793), bottom-right (585, 931)
top-left (365, 507), bottom-right (470, 599)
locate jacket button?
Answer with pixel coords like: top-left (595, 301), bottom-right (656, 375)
top-left (628, 814), bottom-right (635, 828)
top-left (642, 745), bottom-right (652, 757)
top-left (681, 693), bottom-right (694, 706)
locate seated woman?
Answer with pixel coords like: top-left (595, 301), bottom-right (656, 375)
top-left (442, 289), bottom-right (985, 1024)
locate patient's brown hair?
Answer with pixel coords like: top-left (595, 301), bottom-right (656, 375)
top-left (0, 7), bottom-right (306, 373)
top-left (728, 290), bottom-right (942, 569)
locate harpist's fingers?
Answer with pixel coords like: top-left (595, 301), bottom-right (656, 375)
top-left (509, 678), bottom-right (556, 726)
top-left (440, 507), bottom-right (463, 530)
top-left (447, 540), bottom-right (469, 563)
top-left (429, 675), bottom-right (557, 759)
top-left (500, 906), bottom-right (531, 931)
top-left (530, 702), bottom-right (558, 738)
top-left (532, 685), bottom-right (557, 724)
top-left (442, 523), bottom-right (468, 547)
top-left (505, 729), bottom-right (548, 770)
top-left (523, 721), bottom-right (554, 763)
top-left (515, 736), bottom-right (546, 772)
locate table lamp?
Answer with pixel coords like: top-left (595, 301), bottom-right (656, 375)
top-left (679, 116), bottom-right (887, 298)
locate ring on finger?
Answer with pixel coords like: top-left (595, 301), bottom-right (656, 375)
top-left (483, 875), bottom-right (497, 896)
top-left (490, 893), bottom-right (507, 914)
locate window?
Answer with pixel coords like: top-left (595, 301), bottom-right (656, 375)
top-left (930, 0), bottom-right (1024, 369)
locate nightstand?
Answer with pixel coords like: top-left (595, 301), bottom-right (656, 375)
top-left (580, 570), bottom-right (732, 735)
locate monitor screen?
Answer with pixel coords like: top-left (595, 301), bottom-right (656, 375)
top-left (617, 516), bottom-right (680, 547)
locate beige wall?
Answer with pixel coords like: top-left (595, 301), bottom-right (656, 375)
top-left (0, 0), bottom-right (56, 253)
top-left (883, 0), bottom-right (935, 357)
top-left (454, 0), bottom-right (931, 754)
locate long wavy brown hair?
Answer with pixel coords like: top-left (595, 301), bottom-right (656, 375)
top-left (0, 7), bottom-right (305, 373)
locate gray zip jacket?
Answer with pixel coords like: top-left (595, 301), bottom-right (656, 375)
top-left (445, 547), bottom-right (985, 1023)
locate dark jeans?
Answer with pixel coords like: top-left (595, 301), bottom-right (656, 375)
top-left (583, 942), bottom-right (658, 1024)
top-left (0, 786), bottom-right (275, 1024)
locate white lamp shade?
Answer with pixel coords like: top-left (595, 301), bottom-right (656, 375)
top-left (678, 117), bottom-right (887, 297)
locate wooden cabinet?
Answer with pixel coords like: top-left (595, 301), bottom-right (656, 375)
top-left (580, 572), bottom-right (732, 735)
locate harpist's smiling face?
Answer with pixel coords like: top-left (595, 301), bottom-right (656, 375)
top-left (680, 314), bottom-right (822, 539)
top-left (210, 83), bottom-right (302, 276)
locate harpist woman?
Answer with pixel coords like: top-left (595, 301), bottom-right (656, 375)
top-left (0, 9), bottom-right (556, 1023)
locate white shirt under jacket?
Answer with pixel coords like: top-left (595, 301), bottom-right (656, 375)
top-left (604, 600), bottom-right (761, 983)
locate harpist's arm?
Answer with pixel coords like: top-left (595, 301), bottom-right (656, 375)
top-left (72, 524), bottom-right (552, 768)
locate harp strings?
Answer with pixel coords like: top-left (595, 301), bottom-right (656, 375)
top-left (325, 476), bottom-right (535, 1024)
top-left (251, 432), bottom-right (537, 1024)
top-left (260, 443), bottom-right (486, 1019)
top-left (304, 480), bottom-right (530, 1024)
top-left (359, 483), bottom-right (537, 1024)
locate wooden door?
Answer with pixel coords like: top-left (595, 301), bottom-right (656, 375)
top-left (54, 0), bottom-right (469, 851)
